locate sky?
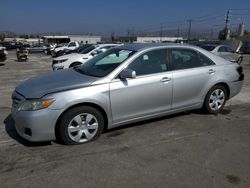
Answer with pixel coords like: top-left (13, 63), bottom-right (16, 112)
top-left (1, 0), bottom-right (250, 36)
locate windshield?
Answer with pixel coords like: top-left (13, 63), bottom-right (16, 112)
top-left (76, 44), bottom-right (92, 53)
top-left (200, 45), bottom-right (216, 51)
top-left (79, 45), bottom-right (95, 54)
top-left (77, 48), bottom-right (135, 77)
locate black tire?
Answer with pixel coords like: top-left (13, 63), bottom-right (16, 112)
top-left (69, 62), bottom-right (81, 68)
top-left (58, 106), bottom-right (104, 145)
top-left (203, 85), bottom-right (227, 114)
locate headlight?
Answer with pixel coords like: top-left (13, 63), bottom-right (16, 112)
top-left (18, 99), bottom-right (55, 111)
top-left (53, 59), bottom-right (68, 64)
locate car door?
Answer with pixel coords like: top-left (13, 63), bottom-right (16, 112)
top-left (170, 48), bottom-right (216, 110)
top-left (110, 48), bottom-right (172, 124)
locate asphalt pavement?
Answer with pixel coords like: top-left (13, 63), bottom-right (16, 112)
top-left (0, 51), bottom-right (250, 188)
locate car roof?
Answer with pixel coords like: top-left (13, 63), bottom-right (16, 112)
top-left (118, 43), bottom-right (193, 51)
top-left (216, 44), bottom-right (231, 48)
top-left (97, 43), bottom-right (120, 47)
top-left (200, 44), bottom-right (217, 47)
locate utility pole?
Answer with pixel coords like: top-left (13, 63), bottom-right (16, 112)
top-left (127, 27), bottom-right (130, 42)
top-left (160, 23), bottom-right (163, 42)
top-left (224, 10), bottom-right (231, 40)
top-left (177, 26), bottom-right (180, 38)
top-left (127, 27), bottom-right (130, 37)
top-left (225, 10), bottom-right (231, 28)
top-left (187, 19), bottom-right (192, 42)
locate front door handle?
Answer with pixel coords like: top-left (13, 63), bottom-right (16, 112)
top-left (208, 69), bottom-right (216, 74)
top-left (161, 77), bottom-right (171, 82)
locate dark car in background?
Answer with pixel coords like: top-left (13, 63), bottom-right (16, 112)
top-left (27, 43), bottom-right (50, 53)
top-left (200, 44), bottom-right (243, 63)
top-left (0, 45), bottom-right (8, 62)
top-left (0, 49), bottom-right (7, 62)
top-left (0, 41), bottom-right (27, 50)
top-left (240, 42), bottom-right (250, 54)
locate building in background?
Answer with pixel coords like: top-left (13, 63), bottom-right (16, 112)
top-left (41, 36), bottom-right (70, 44)
top-left (117, 36), bottom-right (183, 43)
top-left (42, 35), bottom-right (101, 44)
top-left (136, 36), bottom-right (183, 43)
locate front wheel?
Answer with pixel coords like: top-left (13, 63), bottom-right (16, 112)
top-left (69, 62), bottom-right (81, 68)
top-left (203, 85), bottom-right (227, 114)
top-left (58, 106), bottom-right (104, 145)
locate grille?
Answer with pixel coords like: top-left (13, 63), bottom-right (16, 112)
top-left (12, 91), bottom-right (25, 108)
top-left (52, 60), bottom-right (58, 65)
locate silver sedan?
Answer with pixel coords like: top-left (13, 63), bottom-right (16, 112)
top-left (11, 43), bottom-right (244, 144)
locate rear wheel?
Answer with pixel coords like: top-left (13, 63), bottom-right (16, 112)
top-left (58, 106), bottom-right (104, 145)
top-left (203, 85), bottom-right (227, 114)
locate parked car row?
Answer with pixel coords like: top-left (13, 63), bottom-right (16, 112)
top-left (52, 43), bottom-right (120, 70)
top-left (0, 41), bottom-right (30, 50)
top-left (52, 44), bottom-right (92, 57)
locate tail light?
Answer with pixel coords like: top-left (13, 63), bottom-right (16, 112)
top-left (237, 66), bottom-right (244, 81)
top-left (237, 66), bottom-right (243, 74)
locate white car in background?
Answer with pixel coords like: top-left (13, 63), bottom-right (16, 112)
top-left (200, 44), bottom-right (243, 64)
top-left (52, 44), bottom-right (120, 71)
top-left (51, 41), bottom-right (80, 56)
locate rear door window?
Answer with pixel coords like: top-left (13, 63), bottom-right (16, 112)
top-left (170, 49), bottom-right (215, 70)
top-left (170, 49), bottom-right (201, 70)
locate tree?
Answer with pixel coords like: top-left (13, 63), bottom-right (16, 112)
top-left (0, 34), bottom-right (5, 41)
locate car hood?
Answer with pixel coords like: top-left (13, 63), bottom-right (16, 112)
top-left (54, 53), bottom-right (88, 60)
top-left (54, 46), bottom-right (66, 52)
top-left (15, 69), bottom-right (98, 99)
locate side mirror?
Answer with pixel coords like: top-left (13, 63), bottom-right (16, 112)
top-left (119, 69), bottom-right (136, 79)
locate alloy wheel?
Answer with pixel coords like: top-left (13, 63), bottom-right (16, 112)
top-left (209, 89), bottom-right (225, 111)
top-left (67, 113), bottom-right (99, 143)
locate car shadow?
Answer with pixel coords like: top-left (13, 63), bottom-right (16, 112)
top-left (4, 114), bottom-right (51, 147)
top-left (4, 108), bottom-right (230, 146)
top-left (104, 110), bottom-right (199, 134)
top-left (105, 107), bottom-right (233, 136)
top-left (0, 63), bottom-right (5, 66)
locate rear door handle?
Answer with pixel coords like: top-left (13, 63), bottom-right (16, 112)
top-left (161, 77), bottom-right (171, 82)
top-left (208, 69), bottom-right (216, 74)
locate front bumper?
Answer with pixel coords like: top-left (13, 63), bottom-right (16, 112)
top-left (11, 107), bottom-right (64, 142)
top-left (52, 63), bottom-right (64, 71)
